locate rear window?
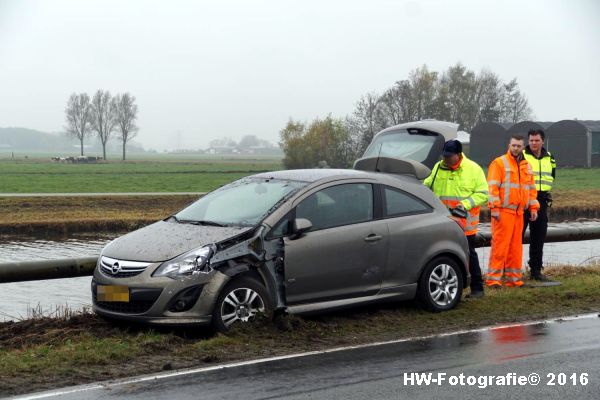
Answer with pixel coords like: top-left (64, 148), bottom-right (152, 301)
top-left (363, 130), bottom-right (437, 163)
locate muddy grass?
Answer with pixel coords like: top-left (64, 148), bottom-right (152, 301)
top-left (1, 266), bottom-right (599, 397)
top-left (1, 190), bottom-right (600, 235)
top-left (0, 195), bottom-right (197, 235)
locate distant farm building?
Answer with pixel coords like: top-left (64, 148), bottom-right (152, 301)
top-left (470, 120), bottom-right (600, 168)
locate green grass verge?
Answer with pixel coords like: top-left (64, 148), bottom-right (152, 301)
top-left (1, 266), bottom-right (599, 396)
top-left (0, 159), bottom-right (282, 193)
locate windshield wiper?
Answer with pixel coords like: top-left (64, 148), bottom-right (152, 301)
top-left (182, 220), bottom-right (227, 227)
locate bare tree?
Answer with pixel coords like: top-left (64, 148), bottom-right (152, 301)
top-left (347, 92), bottom-right (387, 153)
top-left (378, 81), bottom-right (414, 126)
top-left (439, 63), bottom-right (478, 131)
top-left (408, 65), bottom-right (438, 120)
top-left (474, 69), bottom-right (503, 125)
top-left (90, 90), bottom-right (116, 160)
top-left (500, 78), bottom-right (532, 123)
top-left (64, 93), bottom-right (92, 156)
top-left (114, 93), bottom-right (138, 161)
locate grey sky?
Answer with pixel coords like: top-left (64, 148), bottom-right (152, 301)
top-left (1, 0), bottom-right (599, 151)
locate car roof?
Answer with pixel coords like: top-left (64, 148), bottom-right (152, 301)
top-left (251, 168), bottom-right (378, 183)
top-left (249, 168), bottom-right (419, 188)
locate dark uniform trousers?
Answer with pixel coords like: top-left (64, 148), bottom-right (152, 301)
top-left (467, 234), bottom-right (484, 292)
top-left (523, 192), bottom-right (549, 272)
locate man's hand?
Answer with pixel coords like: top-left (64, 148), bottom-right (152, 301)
top-left (530, 211), bottom-right (538, 222)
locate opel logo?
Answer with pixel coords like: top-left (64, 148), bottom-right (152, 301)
top-left (111, 262), bottom-right (121, 275)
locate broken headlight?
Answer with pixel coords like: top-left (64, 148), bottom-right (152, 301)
top-left (153, 245), bottom-right (216, 278)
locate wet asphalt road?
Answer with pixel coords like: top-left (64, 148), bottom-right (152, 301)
top-left (17, 315), bottom-right (600, 400)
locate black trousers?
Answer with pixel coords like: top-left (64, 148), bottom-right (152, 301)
top-left (523, 194), bottom-right (549, 271)
top-left (467, 234), bottom-right (484, 291)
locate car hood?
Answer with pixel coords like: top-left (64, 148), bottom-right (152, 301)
top-left (102, 220), bottom-right (254, 262)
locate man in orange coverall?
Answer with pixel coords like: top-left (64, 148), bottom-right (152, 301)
top-left (487, 135), bottom-right (539, 287)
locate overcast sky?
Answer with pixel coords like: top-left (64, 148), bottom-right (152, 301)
top-left (1, 0), bottom-right (598, 151)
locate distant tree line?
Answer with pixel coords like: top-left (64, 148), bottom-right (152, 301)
top-left (208, 135), bottom-right (276, 151)
top-left (280, 63), bottom-right (533, 169)
top-left (65, 90), bottom-right (138, 160)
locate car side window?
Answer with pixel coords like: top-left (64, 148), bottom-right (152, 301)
top-left (383, 186), bottom-right (431, 217)
top-left (266, 212), bottom-right (292, 239)
top-left (296, 183), bottom-right (373, 231)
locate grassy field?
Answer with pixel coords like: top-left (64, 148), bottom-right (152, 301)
top-left (0, 158), bottom-right (282, 193)
top-left (1, 265), bottom-right (599, 396)
top-left (1, 157), bottom-right (599, 193)
top-left (1, 160), bottom-right (599, 235)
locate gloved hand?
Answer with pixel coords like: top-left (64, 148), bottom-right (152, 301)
top-left (449, 204), bottom-right (467, 218)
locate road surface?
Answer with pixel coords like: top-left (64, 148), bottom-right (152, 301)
top-left (14, 314), bottom-right (600, 400)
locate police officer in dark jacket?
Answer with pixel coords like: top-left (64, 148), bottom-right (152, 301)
top-left (523, 129), bottom-right (556, 281)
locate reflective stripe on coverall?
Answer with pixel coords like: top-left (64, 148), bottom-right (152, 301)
top-left (487, 151), bottom-right (540, 287)
top-left (423, 153), bottom-right (488, 235)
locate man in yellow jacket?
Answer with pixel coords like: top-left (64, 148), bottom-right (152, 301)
top-left (523, 129), bottom-right (556, 281)
top-left (487, 135), bottom-right (540, 288)
top-left (424, 139), bottom-right (488, 298)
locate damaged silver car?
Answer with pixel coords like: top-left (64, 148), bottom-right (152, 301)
top-left (92, 156), bottom-right (469, 331)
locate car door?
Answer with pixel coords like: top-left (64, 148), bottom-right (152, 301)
top-left (380, 184), bottom-right (435, 287)
top-left (283, 182), bottom-right (389, 305)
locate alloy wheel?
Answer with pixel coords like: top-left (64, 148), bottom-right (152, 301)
top-left (220, 287), bottom-right (265, 328)
top-left (428, 263), bottom-right (459, 307)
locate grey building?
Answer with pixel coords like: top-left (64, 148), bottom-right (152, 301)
top-left (469, 122), bottom-right (511, 167)
top-left (577, 120), bottom-right (600, 167)
top-left (470, 120), bottom-right (600, 168)
top-left (506, 121), bottom-right (553, 141)
top-left (546, 120), bottom-right (592, 168)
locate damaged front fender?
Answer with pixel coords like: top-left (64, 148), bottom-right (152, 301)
top-left (210, 225), bottom-right (287, 310)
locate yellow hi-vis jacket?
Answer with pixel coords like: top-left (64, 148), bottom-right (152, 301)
top-left (423, 153), bottom-right (488, 235)
top-left (523, 146), bottom-right (556, 193)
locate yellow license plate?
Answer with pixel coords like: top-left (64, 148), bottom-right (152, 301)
top-left (97, 285), bottom-right (130, 302)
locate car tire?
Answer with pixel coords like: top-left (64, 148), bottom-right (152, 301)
top-left (212, 276), bottom-right (272, 332)
top-left (417, 256), bottom-right (463, 312)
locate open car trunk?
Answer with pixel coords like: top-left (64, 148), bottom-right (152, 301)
top-left (355, 120), bottom-right (459, 171)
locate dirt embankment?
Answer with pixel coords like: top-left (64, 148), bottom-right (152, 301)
top-left (0, 195), bottom-right (198, 235)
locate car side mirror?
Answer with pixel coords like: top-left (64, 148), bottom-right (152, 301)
top-left (290, 218), bottom-right (312, 240)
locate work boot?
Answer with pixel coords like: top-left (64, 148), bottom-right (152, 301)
top-left (530, 269), bottom-right (554, 282)
top-left (466, 290), bottom-right (484, 299)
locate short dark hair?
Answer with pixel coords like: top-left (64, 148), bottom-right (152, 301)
top-left (510, 135), bottom-right (525, 143)
top-left (528, 129), bottom-right (545, 140)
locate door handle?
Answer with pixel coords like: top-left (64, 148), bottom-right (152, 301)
top-left (364, 234), bottom-right (383, 242)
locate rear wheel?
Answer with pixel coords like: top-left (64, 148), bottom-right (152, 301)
top-left (212, 277), bottom-right (271, 332)
top-left (417, 256), bottom-right (463, 312)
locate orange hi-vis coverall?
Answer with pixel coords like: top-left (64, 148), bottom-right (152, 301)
top-left (487, 151), bottom-right (539, 287)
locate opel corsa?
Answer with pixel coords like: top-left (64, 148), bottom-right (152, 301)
top-left (92, 121), bottom-right (469, 331)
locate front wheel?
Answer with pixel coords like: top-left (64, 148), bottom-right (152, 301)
top-left (212, 277), bottom-right (272, 332)
top-left (417, 256), bottom-right (463, 312)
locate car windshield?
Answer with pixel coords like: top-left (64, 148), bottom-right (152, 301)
top-left (363, 130), bottom-right (437, 163)
top-left (175, 177), bottom-right (307, 226)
